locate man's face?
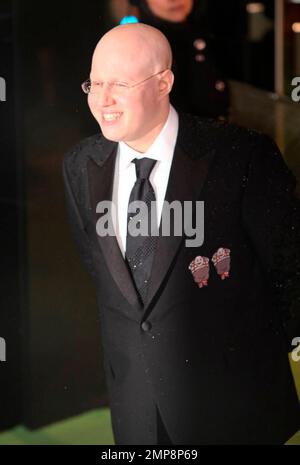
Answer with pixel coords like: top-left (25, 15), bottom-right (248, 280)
top-left (146, 0), bottom-right (193, 23)
top-left (88, 49), bottom-right (162, 150)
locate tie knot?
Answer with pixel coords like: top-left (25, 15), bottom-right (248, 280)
top-left (133, 158), bottom-right (156, 180)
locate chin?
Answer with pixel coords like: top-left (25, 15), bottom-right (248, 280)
top-left (101, 132), bottom-right (121, 143)
top-left (98, 126), bottom-right (121, 142)
top-left (168, 14), bottom-right (187, 22)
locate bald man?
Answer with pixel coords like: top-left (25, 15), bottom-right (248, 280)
top-left (63, 24), bottom-right (300, 445)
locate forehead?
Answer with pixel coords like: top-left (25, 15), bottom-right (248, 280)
top-left (91, 57), bottom-right (138, 81)
top-left (90, 36), bottom-right (154, 81)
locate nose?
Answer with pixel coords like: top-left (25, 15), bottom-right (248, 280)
top-left (96, 83), bottom-right (115, 107)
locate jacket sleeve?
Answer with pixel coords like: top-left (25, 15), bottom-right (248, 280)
top-left (242, 134), bottom-right (300, 351)
top-left (62, 153), bottom-right (98, 285)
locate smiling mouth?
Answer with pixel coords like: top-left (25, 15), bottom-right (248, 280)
top-left (102, 112), bottom-right (123, 122)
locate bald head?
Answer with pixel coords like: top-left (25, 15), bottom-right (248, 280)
top-left (87, 24), bottom-right (175, 153)
top-left (91, 23), bottom-right (173, 79)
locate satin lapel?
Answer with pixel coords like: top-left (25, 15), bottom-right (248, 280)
top-left (143, 142), bottom-right (216, 311)
top-left (87, 146), bottom-right (142, 312)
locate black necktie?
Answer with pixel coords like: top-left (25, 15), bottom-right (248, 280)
top-left (126, 158), bottom-right (158, 305)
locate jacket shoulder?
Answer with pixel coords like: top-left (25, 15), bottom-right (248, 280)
top-left (178, 113), bottom-right (267, 161)
top-left (63, 133), bottom-right (103, 172)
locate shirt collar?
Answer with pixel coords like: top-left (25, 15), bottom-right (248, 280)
top-left (118, 104), bottom-right (179, 172)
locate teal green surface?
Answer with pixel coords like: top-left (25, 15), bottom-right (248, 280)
top-left (0, 359), bottom-right (299, 445)
top-left (0, 409), bottom-right (114, 445)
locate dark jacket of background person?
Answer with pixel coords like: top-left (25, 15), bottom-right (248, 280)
top-left (131, 0), bottom-right (231, 119)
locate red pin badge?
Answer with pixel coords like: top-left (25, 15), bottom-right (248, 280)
top-left (188, 256), bottom-right (210, 288)
top-left (212, 248), bottom-right (231, 280)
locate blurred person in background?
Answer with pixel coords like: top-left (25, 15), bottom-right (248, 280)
top-left (128, 0), bottom-right (231, 119)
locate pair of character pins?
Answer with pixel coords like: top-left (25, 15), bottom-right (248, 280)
top-left (188, 248), bottom-right (231, 288)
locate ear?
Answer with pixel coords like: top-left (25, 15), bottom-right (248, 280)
top-left (158, 70), bottom-right (174, 98)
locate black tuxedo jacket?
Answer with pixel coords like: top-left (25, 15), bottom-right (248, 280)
top-left (63, 114), bottom-right (300, 445)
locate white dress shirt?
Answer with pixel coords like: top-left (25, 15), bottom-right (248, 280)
top-left (112, 104), bottom-right (179, 258)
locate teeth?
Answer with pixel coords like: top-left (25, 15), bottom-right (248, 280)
top-left (103, 113), bottom-right (122, 122)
